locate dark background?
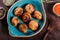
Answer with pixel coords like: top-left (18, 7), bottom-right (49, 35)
top-left (0, 0), bottom-right (60, 40)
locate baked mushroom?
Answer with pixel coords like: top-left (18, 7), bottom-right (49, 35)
top-left (25, 4), bottom-right (35, 14)
top-left (19, 24), bottom-right (28, 33)
top-left (14, 7), bottom-right (23, 16)
top-left (11, 17), bottom-right (19, 26)
top-left (22, 12), bottom-right (31, 22)
top-left (29, 20), bottom-right (38, 31)
top-left (33, 11), bottom-right (42, 20)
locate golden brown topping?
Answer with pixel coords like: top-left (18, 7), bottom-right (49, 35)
top-left (29, 20), bottom-right (38, 31)
top-left (25, 4), bottom-right (35, 14)
top-left (33, 11), bottom-right (42, 20)
top-left (19, 24), bottom-right (28, 33)
top-left (22, 12), bottom-right (31, 22)
top-left (11, 17), bottom-right (19, 26)
top-left (14, 7), bottom-right (23, 16)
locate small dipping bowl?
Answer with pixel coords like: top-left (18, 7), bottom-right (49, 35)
top-left (3, 0), bottom-right (15, 6)
top-left (0, 7), bottom-right (6, 20)
top-left (53, 3), bottom-right (60, 17)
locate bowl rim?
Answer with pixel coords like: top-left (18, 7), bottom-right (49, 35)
top-left (7, 0), bottom-right (46, 37)
top-left (0, 7), bottom-right (6, 20)
top-left (53, 3), bottom-right (60, 17)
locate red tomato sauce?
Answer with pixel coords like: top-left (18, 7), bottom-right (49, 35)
top-left (53, 3), bottom-right (60, 15)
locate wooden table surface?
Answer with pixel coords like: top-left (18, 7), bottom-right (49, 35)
top-left (0, 0), bottom-right (60, 40)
